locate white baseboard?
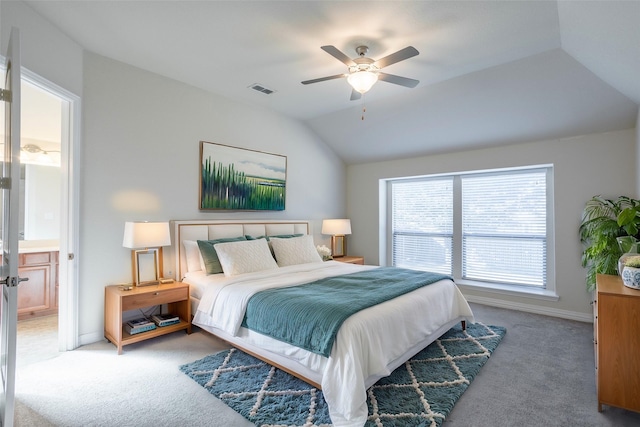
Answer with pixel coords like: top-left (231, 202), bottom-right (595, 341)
top-left (79, 332), bottom-right (105, 347)
top-left (464, 294), bottom-right (593, 323)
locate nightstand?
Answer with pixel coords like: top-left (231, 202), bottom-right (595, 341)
top-left (104, 282), bottom-right (191, 354)
top-left (334, 256), bottom-right (364, 265)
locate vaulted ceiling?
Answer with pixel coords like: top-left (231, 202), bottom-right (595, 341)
top-left (24, 1), bottom-right (639, 164)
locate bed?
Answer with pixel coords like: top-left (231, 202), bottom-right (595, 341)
top-left (171, 220), bottom-right (474, 427)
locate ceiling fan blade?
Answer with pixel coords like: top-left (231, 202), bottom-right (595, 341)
top-left (321, 45), bottom-right (356, 67)
top-left (378, 72), bottom-right (419, 88)
top-left (301, 74), bottom-right (346, 85)
top-left (350, 89), bottom-right (362, 101)
top-left (374, 46), bottom-right (419, 68)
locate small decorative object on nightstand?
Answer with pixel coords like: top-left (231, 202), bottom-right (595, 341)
top-left (104, 281), bottom-right (191, 354)
top-left (316, 244), bottom-right (333, 261)
top-left (334, 256), bottom-right (364, 265)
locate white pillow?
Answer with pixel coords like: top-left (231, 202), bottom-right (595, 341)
top-left (270, 235), bottom-right (323, 267)
top-left (214, 238), bottom-right (279, 277)
top-left (183, 240), bottom-right (206, 272)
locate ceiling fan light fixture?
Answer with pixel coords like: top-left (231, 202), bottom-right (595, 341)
top-left (347, 71), bottom-right (378, 94)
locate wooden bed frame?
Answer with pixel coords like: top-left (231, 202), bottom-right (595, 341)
top-left (169, 219), bottom-right (467, 392)
top-left (169, 219), bottom-right (323, 387)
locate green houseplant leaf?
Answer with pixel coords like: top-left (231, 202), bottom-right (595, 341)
top-left (580, 195), bottom-right (640, 292)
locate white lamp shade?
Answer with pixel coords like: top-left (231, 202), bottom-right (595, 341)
top-left (123, 221), bottom-right (171, 249)
top-left (347, 71), bottom-right (378, 94)
top-left (322, 219), bottom-right (352, 236)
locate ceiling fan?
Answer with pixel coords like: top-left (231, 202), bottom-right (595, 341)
top-left (302, 45), bottom-right (420, 100)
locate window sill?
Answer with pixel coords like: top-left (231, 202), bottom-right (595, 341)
top-left (455, 279), bottom-right (559, 302)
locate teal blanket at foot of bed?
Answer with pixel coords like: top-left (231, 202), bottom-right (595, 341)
top-left (241, 267), bottom-right (452, 357)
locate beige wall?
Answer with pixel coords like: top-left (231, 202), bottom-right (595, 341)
top-left (347, 129), bottom-right (636, 320)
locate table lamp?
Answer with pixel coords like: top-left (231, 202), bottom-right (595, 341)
top-left (123, 221), bottom-right (171, 286)
top-left (322, 219), bottom-right (351, 258)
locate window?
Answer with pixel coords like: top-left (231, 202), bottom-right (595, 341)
top-left (389, 166), bottom-right (553, 291)
top-left (392, 178), bottom-right (453, 275)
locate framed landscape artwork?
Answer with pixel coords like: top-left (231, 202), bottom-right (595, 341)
top-left (199, 141), bottom-right (287, 210)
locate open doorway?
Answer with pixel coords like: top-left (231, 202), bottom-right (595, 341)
top-left (15, 79), bottom-right (62, 366)
top-left (1, 66), bottom-right (80, 365)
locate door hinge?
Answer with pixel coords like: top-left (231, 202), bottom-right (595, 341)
top-left (0, 177), bottom-right (10, 189)
top-left (0, 89), bottom-right (11, 102)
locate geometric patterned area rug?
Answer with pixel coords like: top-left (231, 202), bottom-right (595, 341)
top-left (180, 322), bottom-right (506, 427)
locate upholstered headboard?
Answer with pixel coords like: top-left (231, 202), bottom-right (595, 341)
top-left (169, 220), bottom-right (311, 280)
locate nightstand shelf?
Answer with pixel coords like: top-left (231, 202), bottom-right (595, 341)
top-left (120, 319), bottom-right (191, 345)
top-left (105, 282), bottom-right (191, 354)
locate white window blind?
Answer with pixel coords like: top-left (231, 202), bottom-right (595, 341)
top-left (461, 170), bottom-right (546, 287)
top-left (391, 178), bottom-right (453, 275)
top-left (390, 166), bottom-right (550, 289)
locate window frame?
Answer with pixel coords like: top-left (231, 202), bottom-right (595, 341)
top-left (385, 165), bottom-right (558, 301)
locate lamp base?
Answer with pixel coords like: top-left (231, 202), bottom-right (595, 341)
top-left (131, 247), bottom-right (163, 287)
top-left (330, 235), bottom-right (347, 258)
top-left (135, 280), bottom-right (160, 287)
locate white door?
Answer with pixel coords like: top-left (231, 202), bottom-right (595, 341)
top-left (0, 27), bottom-right (22, 427)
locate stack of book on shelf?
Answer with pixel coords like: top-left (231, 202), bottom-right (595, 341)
top-left (125, 317), bottom-right (156, 335)
top-left (151, 313), bottom-right (180, 327)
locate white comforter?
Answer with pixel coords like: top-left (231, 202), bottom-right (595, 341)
top-left (191, 261), bottom-right (474, 426)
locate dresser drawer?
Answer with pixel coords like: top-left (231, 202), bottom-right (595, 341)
top-left (20, 251), bottom-right (52, 266)
top-left (122, 286), bottom-right (188, 311)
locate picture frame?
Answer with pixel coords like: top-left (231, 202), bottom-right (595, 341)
top-left (199, 141), bottom-right (287, 211)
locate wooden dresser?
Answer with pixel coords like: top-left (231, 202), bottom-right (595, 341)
top-left (594, 274), bottom-right (640, 413)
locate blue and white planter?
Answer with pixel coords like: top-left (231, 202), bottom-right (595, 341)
top-left (621, 266), bottom-right (640, 290)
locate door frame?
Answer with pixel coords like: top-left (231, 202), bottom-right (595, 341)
top-left (20, 67), bottom-right (80, 351)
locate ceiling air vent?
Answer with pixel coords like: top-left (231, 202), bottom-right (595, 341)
top-left (248, 83), bottom-right (276, 95)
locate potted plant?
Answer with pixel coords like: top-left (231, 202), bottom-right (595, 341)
top-left (621, 255), bottom-right (640, 290)
top-left (579, 195), bottom-right (640, 291)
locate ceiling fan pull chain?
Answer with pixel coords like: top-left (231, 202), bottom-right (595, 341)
top-left (361, 97), bottom-right (366, 121)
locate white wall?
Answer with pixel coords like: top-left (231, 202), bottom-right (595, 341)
top-left (80, 53), bottom-right (345, 343)
top-left (2, 0), bottom-right (346, 346)
top-left (347, 128), bottom-right (636, 320)
top-left (1, 0), bottom-right (83, 96)
top-left (4, 0), bottom-right (638, 341)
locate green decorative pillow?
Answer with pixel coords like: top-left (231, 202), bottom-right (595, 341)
top-left (197, 236), bottom-right (247, 274)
